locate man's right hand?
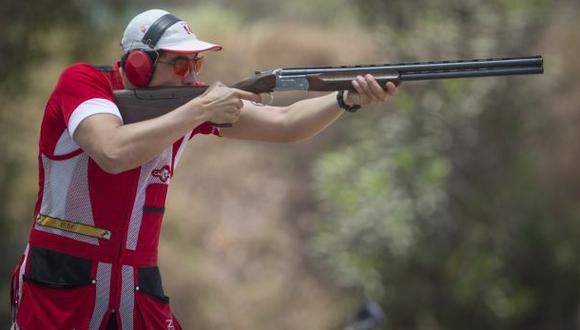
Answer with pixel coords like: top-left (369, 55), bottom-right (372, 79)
top-left (195, 82), bottom-right (260, 125)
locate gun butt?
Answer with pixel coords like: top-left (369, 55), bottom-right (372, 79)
top-left (115, 86), bottom-right (208, 124)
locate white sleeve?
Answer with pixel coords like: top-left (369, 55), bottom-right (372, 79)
top-left (68, 98), bottom-right (123, 138)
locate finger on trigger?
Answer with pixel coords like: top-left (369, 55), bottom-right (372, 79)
top-left (235, 89), bottom-right (261, 103)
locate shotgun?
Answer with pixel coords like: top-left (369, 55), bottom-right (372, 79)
top-left (114, 55), bottom-right (543, 127)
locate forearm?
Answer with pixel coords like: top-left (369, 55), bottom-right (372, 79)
top-left (281, 92), bottom-right (344, 142)
top-left (220, 77), bottom-right (397, 143)
top-left (77, 99), bottom-right (209, 174)
top-left (219, 92), bottom-right (344, 143)
top-left (112, 106), bottom-right (206, 170)
top-left (281, 78), bottom-right (398, 142)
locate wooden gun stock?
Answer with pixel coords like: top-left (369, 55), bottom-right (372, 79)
top-left (115, 86), bottom-right (208, 125)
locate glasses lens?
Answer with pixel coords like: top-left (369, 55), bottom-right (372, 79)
top-left (193, 56), bottom-right (204, 73)
top-left (173, 58), bottom-right (191, 76)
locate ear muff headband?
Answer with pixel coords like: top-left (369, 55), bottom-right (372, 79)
top-left (142, 14), bottom-right (181, 48)
top-left (123, 13), bottom-right (182, 87)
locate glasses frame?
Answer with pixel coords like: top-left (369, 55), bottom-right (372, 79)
top-left (156, 54), bottom-right (204, 76)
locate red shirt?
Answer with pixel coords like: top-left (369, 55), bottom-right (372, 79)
top-left (14, 63), bottom-right (217, 329)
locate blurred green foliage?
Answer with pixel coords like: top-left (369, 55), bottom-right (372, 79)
top-left (0, 0), bottom-right (125, 93)
top-left (313, 0), bottom-right (580, 329)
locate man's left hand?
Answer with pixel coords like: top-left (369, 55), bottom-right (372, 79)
top-left (345, 74), bottom-right (398, 107)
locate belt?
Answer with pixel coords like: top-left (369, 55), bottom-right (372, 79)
top-left (36, 214), bottom-right (111, 240)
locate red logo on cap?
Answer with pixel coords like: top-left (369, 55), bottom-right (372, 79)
top-left (182, 23), bottom-right (193, 35)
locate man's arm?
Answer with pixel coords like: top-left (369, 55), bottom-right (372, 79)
top-left (74, 83), bottom-right (259, 174)
top-left (221, 76), bottom-right (398, 142)
top-left (74, 104), bottom-right (205, 174)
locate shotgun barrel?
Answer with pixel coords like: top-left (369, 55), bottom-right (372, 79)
top-left (240, 55), bottom-right (544, 92)
top-left (277, 55), bottom-right (543, 76)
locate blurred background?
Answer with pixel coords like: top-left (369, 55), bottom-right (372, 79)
top-left (1, 0), bottom-right (579, 329)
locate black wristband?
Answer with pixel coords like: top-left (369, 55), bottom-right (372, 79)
top-left (336, 90), bottom-right (361, 112)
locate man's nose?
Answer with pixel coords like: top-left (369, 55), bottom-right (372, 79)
top-left (182, 69), bottom-right (198, 85)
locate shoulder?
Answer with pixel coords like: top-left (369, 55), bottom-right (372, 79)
top-left (56, 63), bottom-right (112, 91)
top-left (47, 63), bottom-right (120, 125)
top-left (59, 63), bottom-right (104, 79)
top-left (51, 63), bottom-right (114, 102)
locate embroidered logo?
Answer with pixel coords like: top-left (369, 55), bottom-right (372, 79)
top-left (181, 22), bottom-right (193, 35)
top-left (152, 165), bottom-right (171, 182)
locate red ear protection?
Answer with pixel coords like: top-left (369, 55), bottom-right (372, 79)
top-left (123, 50), bottom-right (156, 88)
top-left (121, 13), bottom-right (182, 88)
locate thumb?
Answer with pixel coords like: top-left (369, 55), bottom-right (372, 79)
top-left (202, 81), bottom-right (224, 96)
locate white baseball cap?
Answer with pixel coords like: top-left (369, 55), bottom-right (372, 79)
top-left (121, 9), bottom-right (222, 54)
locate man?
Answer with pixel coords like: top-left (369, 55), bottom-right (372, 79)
top-left (10, 9), bottom-right (397, 330)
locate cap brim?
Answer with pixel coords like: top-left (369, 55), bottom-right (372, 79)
top-left (158, 39), bottom-right (222, 54)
